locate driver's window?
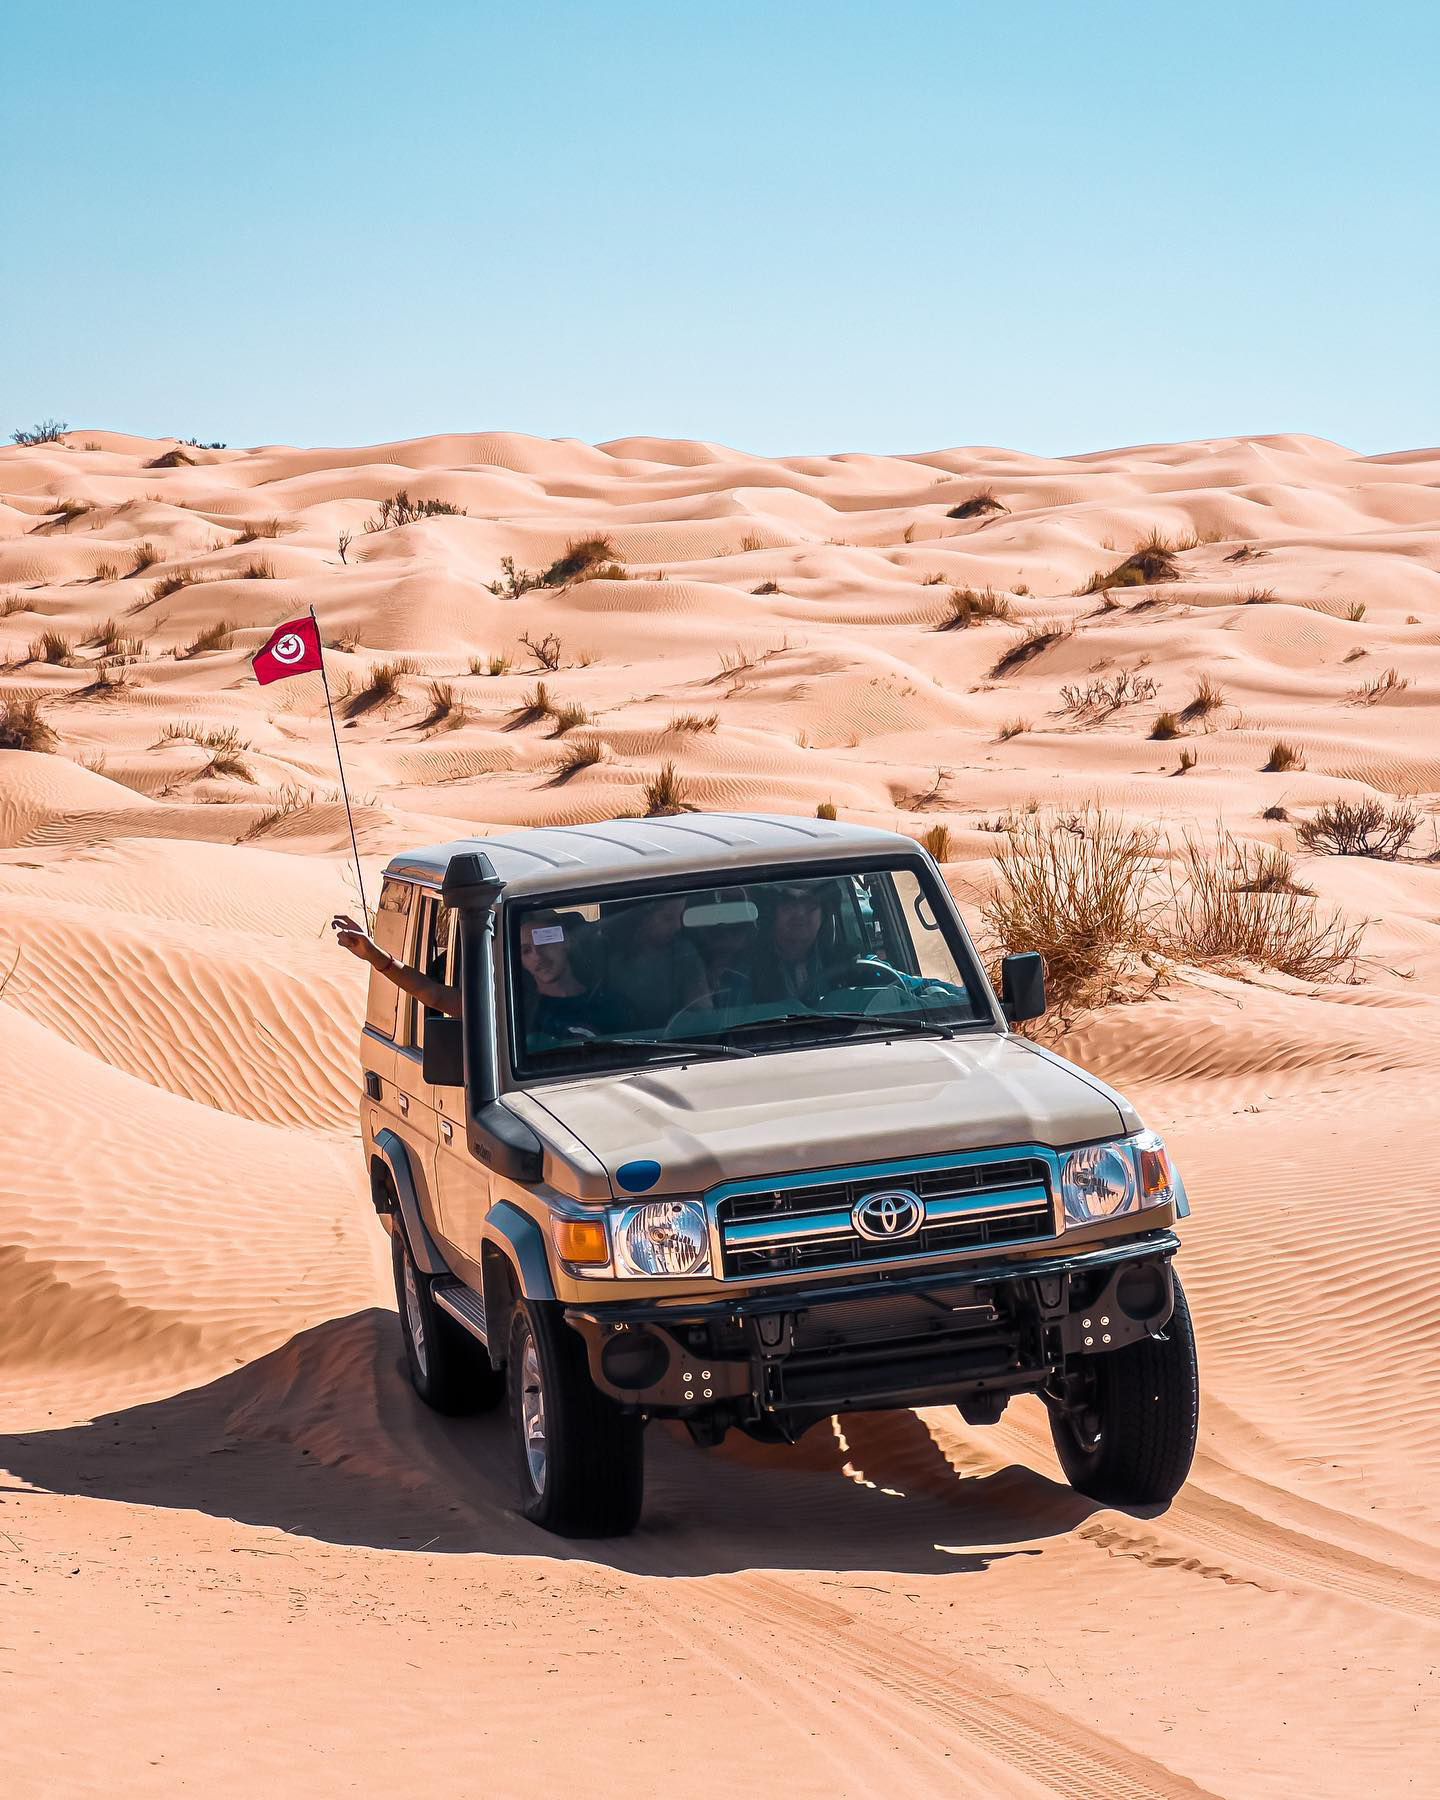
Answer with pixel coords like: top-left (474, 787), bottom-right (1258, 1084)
top-left (408, 894), bottom-right (452, 1050)
top-left (890, 870), bottom-right (954, 981)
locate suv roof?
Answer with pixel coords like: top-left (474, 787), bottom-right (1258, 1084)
top-left (384, 812), bottom-right (922, 897)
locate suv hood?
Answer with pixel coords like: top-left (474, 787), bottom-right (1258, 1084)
top-left (526, 1032), bottom-right (1138, 1199)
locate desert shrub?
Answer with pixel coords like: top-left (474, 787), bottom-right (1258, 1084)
top-left (238, 558), bottom-right (275, 580)
top-left (984, 812), bottom-right (1163, 1017)
top-left (904, 768), bottom-right (951, 811)
top-left (921, 822), bottom-right (954, 861)
top-left (947, 489), bottom-right (1006, 520)
top-left (486, 555), bottom-right (545, 598)
top-left (939, 586), bottom-right (1014, 630)
top-left (364, 490), bottom-right (467, 533)
top-left (93, 561), bottom-right (119, 583)
top-left (1166, 836), bottom-right (1359, 979)
top-left (1177, 748), bottom-right (1198, 772)
top-left (29, 629), bottom-right (72, 665)
top-left (421, 681), bottom-right (466, 731)
top-left (235, 518), bottom-right (287, 542)
top-left (513, 681), bottom-right (556, 726)
top-left (0, 693), bottom-right (56, 751)
top-left (1345, 601), bottom-right (1366, 622)
top-left (1059, 668), bottom-right (1158, 719)
top-left (520, 631), bottom-right (564, 671)
top-left (667, 711), bottom-right (718, 734)
top-left (37, 497), bottom-right (88, 529)
top-left (1351, 666), bottom-right (1408, 704)
top-left (751, 580), bottom-right (780, 595)
top-left (1181, 674), bottom-right (1225, 721)
top-left (0, 595), bottom-right (25, 618)
top-left (1079, 532), bottom-right (1182, 595)
top-left (128, 542), bottom-right (161, 576)
top-left (337, 530), bottom-right (353, 564)
top-left (1343, 646), bottom-right (1367, 663)
top-left (991, 623), bottom-right (1067, 677)
top-left (545, 537), bottom-right (626, 586)
top-left (1224, 544), bottom-right (1264, 563)
top-left (644, 760), bottom-right (693, 816)
top-left (998, 717), bottom-right (1029, 741)
top-left (239, 785), bottom-right (317, 840)
top-left (551, 736), bottom-right (606, 781)
top-left (13, 420), bottom-right (67, 446)
top-left (146, 447), bottom-right (195, 468)
top-left (1296, 797), bottom-right (1419, 859)
top-left (182, 620), bottom-right (234, 657)
top-left (815, 800), bottom-right (837, 820)
top-left (159, 722), bottom-right (251, 753)
top-left (1264, 740), bottom-right (1305, 772)
top-left (921, 571), bottom-right (947, 586)
top-left (203, 748), bottom-right (253, 781)
top-left (346, 657), bottom-right (419, 716)
top-left (550, 699), bottom-right (589, 735)
top-left (181, 438), bottom-right (226, 449)
top-left (1230, 844), bottom-right (1313, 896)
top-left (1262, 804), bottom-right (1289, 822)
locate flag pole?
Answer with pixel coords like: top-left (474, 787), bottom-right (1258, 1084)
top-left (310, 605), bottom-right (371, 934)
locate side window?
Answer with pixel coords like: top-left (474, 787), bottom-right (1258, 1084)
top-left (890, 870), bottom-right (953, 981)
top-left (365, 879), bottom-right (412, 1039)
top-left (407, 893), bottom-right (453, 1051)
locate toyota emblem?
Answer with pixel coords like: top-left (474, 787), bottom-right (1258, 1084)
top-left (852, 1187), bottom-right (925, 1241)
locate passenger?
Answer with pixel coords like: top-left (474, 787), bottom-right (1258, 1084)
top-left (601, 895), bottom-right (708, 1031)
top-left (690, 887), bottom-right (757, 1010)
top-left (749, 881), bottom-right (830, 1005)
top-left (519, 910), bottom-right (623, 1045)
top-left (332, 911), bottom-right (461, 1017)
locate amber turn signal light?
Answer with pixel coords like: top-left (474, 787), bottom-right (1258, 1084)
top-left (1137, 1142), bottom-right (1172, 1199)
top-left (552, 1217), bottom-right (610, 1265)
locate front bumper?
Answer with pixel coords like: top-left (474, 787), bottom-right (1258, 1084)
top-left (565, 1230), bottom-right (1180, 1424)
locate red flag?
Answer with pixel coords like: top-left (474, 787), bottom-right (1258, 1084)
top-left (252, 614), bottom-right (324, 685)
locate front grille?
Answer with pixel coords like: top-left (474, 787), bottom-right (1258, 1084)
top-left (717, 1153), bottom-right (1054, 1279)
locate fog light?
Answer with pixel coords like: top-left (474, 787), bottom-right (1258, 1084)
top-left (1116, 1263), bottom-right (1168, 1322)
top-left (600, 1330), bottom-right (670, 1390)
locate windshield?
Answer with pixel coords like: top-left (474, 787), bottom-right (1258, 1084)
top-left (507, 862), bottom-right (995, 1077)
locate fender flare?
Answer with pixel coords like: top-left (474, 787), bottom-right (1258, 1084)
top-left (481, 1199), bottom-right (556, 1331)
top-left (372, 1128), bottom-right (450, 1276)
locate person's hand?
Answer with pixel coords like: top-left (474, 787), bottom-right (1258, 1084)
top-left (331, 913), bottom-right (386, 969)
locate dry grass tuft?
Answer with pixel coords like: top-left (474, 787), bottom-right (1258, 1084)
top-left (667, 711), bottom-right (718, 734)
top-left (146, 447), bottom-right (195, 469)
top-left (1165, 835), bottom-right (1359, 980)
top-left (150, 569), bottom-right (198, 600)
top-left (29, 629), bottom-right (73, 665)
top-left (751, 580), bottom-right (780, 595)
top-left (420, 681), bottom-right (466, 732)
top-left (1261, 803), bottom-right (1289, 822)
top-left (1344, 601), bottom-right (1366, 622)
top-left (0, 693), bottom-right (56, 752)
top-left (93, 561), bottom-right (120, 583)
top-left (643, 761), bottom-right (694, 816)
top-left (1180, 673), bottom-right (1226, 721)
top-left (939, 586), bottom-right (1014, 630)
top-left (1296, 797), bottom-right (1419, 859)
top-left (239, 785), bottom-right (317, 840)
top-left (1264, 740), bottom-right (1305, 772)
top-left (550, 737), bottom-right (606, 782)
top-left (549, 699), bottom-right (590, 735)
top-left (1177, 748), bottom-right (1198, 773)
top-left (128, 542), bottom-right (161, 576)
top-left (947, 488), bottom-right (1006, 521)
top-left (512, 680), bottom-right (556, 726)
top-left (0, 595), bottom-right (26, 618)
top-left (921, 822), bottom-right (954, 861)
top-left (1224, 544), bottom-right (1265, 563)
top-left (235, 518), bottom-right (288, 542)
top-left (815, 800), bottom-right (837, 820)
top-left (1350, 666), bottom-right (1408, 705)
top-left (990, 622), bottom-right (1067, 677)
top-left (346, 657), bottom-right (419, 716)
top-left (159, 722), bottom-right (251, 753)
top-left (203, 748), bottom-right (254, 782)
top-left (1079, 532), bottom-right (1182, 595)
top-left (485, 555), bottom-right (545, 598)
top-left (1059, 668), bottom-right (1157, 720)
top-left (181, 619), bottom-right (234, 658)
top-left (237, 558), bottom-right (275, 581)
top-left (997, 717), bottom-right (1029, 741)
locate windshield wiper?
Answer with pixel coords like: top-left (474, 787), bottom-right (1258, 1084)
top-left (725, 1010), bottom-right (967, 1044)
top-left (599, 1035), bottom-right (754, 1060)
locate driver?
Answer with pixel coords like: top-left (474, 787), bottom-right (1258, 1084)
top-left (601, 895), bottom-right (707, 1031)
top-left (749, 882), bottom-right (829, 1005)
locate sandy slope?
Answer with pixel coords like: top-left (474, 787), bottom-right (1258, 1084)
top-left (1, 429), bottom-right (1437, 1798)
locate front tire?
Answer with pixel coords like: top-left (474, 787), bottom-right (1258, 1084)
top-left (1048, 1271), bottom-right (1199, 1506)
top-left (507, 1301), bottom-right (644, 1537)
top-left (391, 1225), bottom-right (505, 1416)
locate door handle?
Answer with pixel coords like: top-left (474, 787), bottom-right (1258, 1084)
top-left (441, 1120), bottom-right (453, 1143)
top-left (398, 1094), bottom-right (409, 1115)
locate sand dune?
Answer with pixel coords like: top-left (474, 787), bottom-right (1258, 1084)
top-left (1, 428), bottom-right (1436, 1797)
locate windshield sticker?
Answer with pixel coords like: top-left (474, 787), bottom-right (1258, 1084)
top-left (530, 925), bottom-right (565, 943)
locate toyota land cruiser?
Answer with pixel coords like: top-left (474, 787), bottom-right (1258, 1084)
top-left (359, 813), bottom-right (1197, 1537)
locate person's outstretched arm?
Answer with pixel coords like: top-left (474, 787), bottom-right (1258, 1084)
top-left (331, 914), bottom-right (462, 1019)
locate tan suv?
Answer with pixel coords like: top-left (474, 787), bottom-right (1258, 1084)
top-left (360, 813), bottom-right (1197, 1537)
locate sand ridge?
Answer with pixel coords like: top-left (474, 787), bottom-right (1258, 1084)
top-left (1, 428), bottom-right (1437, 1797)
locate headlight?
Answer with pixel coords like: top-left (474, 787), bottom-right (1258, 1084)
top-left (1060, 1131), bottom-right (1176, 1226)
top-left (613, 1200), bottom-right (712, 1277)
top-left (1060, 1143), bottom-right (1138, 1224)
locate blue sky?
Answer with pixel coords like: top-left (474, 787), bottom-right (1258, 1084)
top-left (5, 0), bottom-right (1436, 456)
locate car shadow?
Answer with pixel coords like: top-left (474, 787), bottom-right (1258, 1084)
top-left (0, 1309), bottom-right (1102, 1576)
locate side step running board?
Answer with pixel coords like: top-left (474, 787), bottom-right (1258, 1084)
top-left (433, 1282), bottom-right (488, 1346)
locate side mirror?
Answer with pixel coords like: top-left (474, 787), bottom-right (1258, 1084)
top-left (422, 1014), bottom-right (465, 1086)
top-left (1000, 952), bottom-right (1046, 1023)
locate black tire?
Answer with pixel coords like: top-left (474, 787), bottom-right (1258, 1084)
top-left (1048, 1271), bottom-right (1199, 1506)
top-left (391, 1224), bottom-right (505, 1417)
top-left (507, 1300), bottom-right (644, 1537)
